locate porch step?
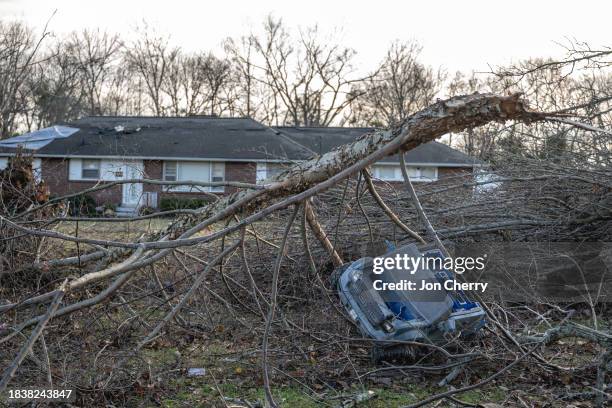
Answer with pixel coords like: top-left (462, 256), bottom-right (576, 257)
top-left (115, 206), bottom-right (138, 217)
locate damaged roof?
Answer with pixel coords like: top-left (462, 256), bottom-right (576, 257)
top-left (31, 116), bottom-right (313, 161)
top-left (1, 117), bottom-right (477, 166)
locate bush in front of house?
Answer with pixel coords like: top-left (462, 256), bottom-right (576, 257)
top-left (67, 194), bottom-right (97, 216)
top-left (138, 206), bottom-right (155, 216)
top-left (159, 197), bottom-right (209, 211)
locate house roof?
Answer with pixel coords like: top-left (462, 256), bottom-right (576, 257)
top-left (1, 117), bottom-right (477, 167)
top-left (274, 126), bottom-right (478, 167)
top-left (0, 126), bottom-right (79, 150)
top-left (30, 116), bottom-right (313, 161)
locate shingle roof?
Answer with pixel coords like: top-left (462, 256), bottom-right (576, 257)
top-left (274, 126), bottom-right (478, 166)
top-left (2, 117), bottom-right (477, 166)
top-left (34, 116), bottom-right (313, 161)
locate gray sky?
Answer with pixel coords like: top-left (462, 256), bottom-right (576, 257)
top-left (1, 0), bottom-right (610, 75)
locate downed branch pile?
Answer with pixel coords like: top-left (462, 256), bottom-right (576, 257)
top-left (0, 93), bottom-right (610, 407)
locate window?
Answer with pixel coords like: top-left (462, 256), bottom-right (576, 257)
top-left (419, 167), bottom-right (437, 181)
top-left (377, 166), bottom-right (399, 180)
top-left (404, 166), bottom-right (420, 179)
top-left (163, 161), bottom-right (225, 192)
top-left (371, 164), bottom-right (437, 182)
top-left (266, 163), bottom-right (286, 179)
top-left (371, 165), bottom-right (402, 181)
top-left (210, 162), bottom-right (225, 192)
top-left (81, 159), bottom-right (100, 179)
top-left (163, 161), bottom-right (177, 181)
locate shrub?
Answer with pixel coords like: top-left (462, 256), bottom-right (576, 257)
top-left (159, 197), bottom-right (209, 211)
top-left (103, 202), bottom-right (117, 212)
top-left (138, 206), bottom-right (155, 216)
top-left (67, 194), bottom-right (97, 216)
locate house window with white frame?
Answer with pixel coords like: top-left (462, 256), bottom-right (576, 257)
top-left (163, 161), bottom-right (177, 181)
top-left (210, 162), bottom-right (225, 192)
top-left (163, 161), bottom-right (225, 192)
top-left (418, 167), bottom-right (437, 181)
top-left (81, 159), bottom-right (101, 179)
top-left (371, 164), bottom-right (437, 182)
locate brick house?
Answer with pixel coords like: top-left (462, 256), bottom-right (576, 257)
top-left (0, 116), bottom-right (478, 214)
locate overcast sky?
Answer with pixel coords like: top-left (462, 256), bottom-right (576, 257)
top-left (1, 0), bottom-right (610, 75)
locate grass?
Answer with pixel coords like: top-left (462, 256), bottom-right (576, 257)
top-left (159, 380), bottom-right (507, 407)
top-left (144, 342), bottom-right (507, 408)
top-left (56, 218), bottom-right (171, 242)
top-left (51, 218), bottom-right (221, 253)
top-left (48, 218), bottom-right (192, 254)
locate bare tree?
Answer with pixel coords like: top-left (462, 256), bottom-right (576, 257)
top-left (125, 26), bottom-right (179, 116)
top-left (66, 29), bottom-right (123, 115)
top-left (22, 44), bottom-right (84, 129)
top-left (201, 53), bottom-right (232, 116)
top-left (446, 53), bottom-right (612, 162)
top-left (224, 35), bottom-right (258, 118)
top-left (0, 21), bottom-right (49, 138)
top-left (163, 52), bottom-right (233, 116)
top-left (102, 64), bottom-right (144, 116)
top-left (348, 41), bottom-right (445, 127)
top-left (227, 16), bottom-right (366, 126)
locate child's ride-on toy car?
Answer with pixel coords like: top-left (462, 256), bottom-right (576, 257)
top-left (331, 243), bottom-right (486, 362)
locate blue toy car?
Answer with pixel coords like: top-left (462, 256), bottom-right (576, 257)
top-left (332, 243), bottom-right (486, 361)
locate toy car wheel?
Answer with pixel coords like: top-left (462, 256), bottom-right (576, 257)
top-left (370, 344), bottom-right (385, 364)
top-left (370, 344), bottom-right (417, 364)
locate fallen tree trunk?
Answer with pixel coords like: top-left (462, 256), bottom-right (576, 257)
top-left (1, 92), bottom-right (548, 326)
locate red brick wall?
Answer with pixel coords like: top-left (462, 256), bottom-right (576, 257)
top-left (143, 160), bottom-right (163, 196)
top-left (41, 158), bottom-right (122, 206)
top-left (225, 162), bottom-right (256, 193)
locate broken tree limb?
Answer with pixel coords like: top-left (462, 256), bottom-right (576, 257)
top-left (362, 169), bottom-right (426, 244)
top-left (16, 178), bottom-right (264, 219)
top-left (301, 204), bottom-right (318, 276)
top-left (303, 200), bottom-right (344, 267)
top-left (263, 204), bottom-right (300, 408)
top-left (0, 281), bottom-right (66, 392)
top-left (518, 321), bottom-right (612, 347)
top-left (178, 93), bottom-right (543, 240)
top-left (399, 154), bottom-right (448, 256)
top-left (518, 322), bottom-right (611, 408)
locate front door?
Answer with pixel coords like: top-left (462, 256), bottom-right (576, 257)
top-left (122, 161), bottom-right (144, 207)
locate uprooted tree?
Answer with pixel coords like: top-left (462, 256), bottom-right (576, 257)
top-left (0, 92), bottom-right (610, 407)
